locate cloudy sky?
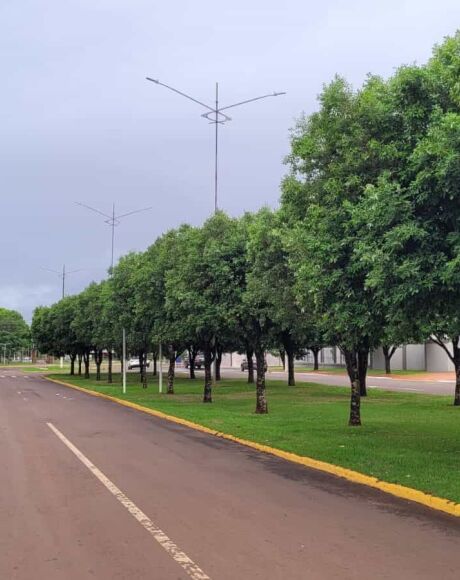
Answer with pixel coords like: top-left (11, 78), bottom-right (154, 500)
top-left (2, 0), bottom-right (460, 321)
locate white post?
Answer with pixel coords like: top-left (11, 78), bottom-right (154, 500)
top-left (159, 342), bottom-right (163, 393)
top-left (60, 356), bottom-right (64, 368)
top-left (122, 328), bottom-right (126, 394)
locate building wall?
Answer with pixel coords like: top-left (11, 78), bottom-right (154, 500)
top-left (371, 342), bottom-right (454, 372)
top-left (222, 341), bottom-right (455, 372)
top-left (425, 342), bottom-right (454, 372)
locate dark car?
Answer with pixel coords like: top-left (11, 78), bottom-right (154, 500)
top-left (241, 357), bottom-right (267, 372)
top-left (184, 353), bottom-right (205, 369)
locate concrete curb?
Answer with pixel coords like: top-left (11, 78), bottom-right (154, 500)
top-left (45, 376), bottom-right (460, 518)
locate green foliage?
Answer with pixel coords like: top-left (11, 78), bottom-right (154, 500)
top-left (0, 307), bottom-right (30, 354)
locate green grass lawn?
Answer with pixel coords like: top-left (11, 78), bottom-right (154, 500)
top-left (48, 372), bottom-right (460, 503)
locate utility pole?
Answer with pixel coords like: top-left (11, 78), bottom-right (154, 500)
top-left (75, 202), bottom-right (152, 274)
top-left (146, 77), bottom-right (286, 213)
top-left (42, 265), bottom-right (82, 299)
top-left (146, 78), bottom-right (285, 385)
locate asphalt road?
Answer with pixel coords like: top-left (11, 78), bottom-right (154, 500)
top-left (1, 369), bottom-right (459, 579)
top-left (202, 367), bottom-right (456, 396)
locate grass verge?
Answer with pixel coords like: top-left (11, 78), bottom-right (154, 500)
top-left (48, 372), bottom-right (460, 504)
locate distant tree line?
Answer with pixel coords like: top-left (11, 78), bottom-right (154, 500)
top-left (32, 32), bottom-right (460, 424)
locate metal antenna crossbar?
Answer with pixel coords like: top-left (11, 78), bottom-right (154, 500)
top-left (146, 77), bottom-right (286, 213)
top-left (75, 202), bottom-right (152, 274)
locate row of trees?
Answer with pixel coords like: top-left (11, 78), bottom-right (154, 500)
top-left (31, 210), bottom-right (323, 414)
top-left (32, 32), bottom-right (460, 425)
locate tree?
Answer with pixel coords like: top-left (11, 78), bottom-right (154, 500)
top-left (281, 76), bottom-right (397, 425)
top-left (165, 213), bottom-right (246, 403)
top-left (135, 227), bottom-right (193, 394)
top-left (111, 252), bottom-right (152, 388)
top-left (353, 34), bottom-right (460, 405)
top-left (0, 307), bottom-right (30, 359)
top-left (31, 306), bottom-right (54, 359)
top-left (245, 208), bottom-right (315, 387)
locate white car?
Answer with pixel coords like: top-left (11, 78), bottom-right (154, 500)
top-left (127, 358), bottom-right (151, 370)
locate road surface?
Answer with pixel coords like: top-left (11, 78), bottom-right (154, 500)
top-left (182, 367), bottom-right (456, 396)
top-left (1, 369), bottom-right (459, 579)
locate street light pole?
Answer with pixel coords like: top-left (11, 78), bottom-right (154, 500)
top-left (75, 202), bottom-right (152, 274)
top-left (145, 77), bottom-right (286, 214)
top-left (41, 265), bottom-right (82, 299)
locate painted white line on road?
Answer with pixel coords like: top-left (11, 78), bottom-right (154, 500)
top-left (46, 422), bottom-right (210, 580)
top-left (439, 380), bottom-right (453, 383)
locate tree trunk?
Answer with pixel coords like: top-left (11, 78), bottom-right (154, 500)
top-left (312, 347), bottom-right (320, 370)
top-left (139, 351), bottom-right (148, 389)
top-left (286, 346), bottom-right (295, 386)
top-left (153, 354), bottom-right (157, 376)
top-left (455, 363), bottom-right (460, 406)
top-left (246, 348), bottom-right (254, 384)
top-left (344, 348), bottom-right (361, 426)
top-left (382, 344), bottom-right (394, 374)
top-left (78, 354), bottom-right (82, 376)
top-left (167, 348), bottom-right (175, 394)
top-left (70, 354), bottom-right (76, 376)
top-left (216, 347), bottom-right (222, 381)
top-left (139, 352), bottom-right (143, 382)
top-left (203, 346), bottom-right (213, 403)
top-left (453, 340), bottom-right (460, 406)
top-left (95, 349), bottom-right (103, 381)
top-left (188, 347), bottom-right (196, 380)
top-left (358, 347), bottom-right (368, 397)
top-left (280, 349), bottom-right (286, 371)
top-left (83, 351), bottom-right (90, 379)
top-left (107, 350), bottom-right (113, 384)
top-left (141, 352), bottom-right (148, 389)
top-left (255, 346), bottom-right (268, 414)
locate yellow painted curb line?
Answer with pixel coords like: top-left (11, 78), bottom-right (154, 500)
top-left (45, 376), bottom-right (460, 518)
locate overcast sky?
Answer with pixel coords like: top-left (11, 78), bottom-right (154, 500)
top-left (2, 0), bottom-right (460, 321)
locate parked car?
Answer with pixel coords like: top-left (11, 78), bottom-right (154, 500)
top-left (127, 358), bottom-right (151, 370)
top-left (241, 357), bottom-right (267, 372)
top-left (184, 353), bottom-right (205, 369)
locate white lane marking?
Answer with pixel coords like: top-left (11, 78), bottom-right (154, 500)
top-left (46, 423), bottom-right (210, 580)
top-left (11, 375), bottom-right (16, 378)
top-left (439, 380), bottom-right (453, 383)
top-left (17, 391), bottom-right (21, 394)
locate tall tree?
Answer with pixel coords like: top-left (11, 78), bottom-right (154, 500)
top-left (165, 213), bottom-right (246, 403)
top-left (282, 76), bottom-right (396, 425)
